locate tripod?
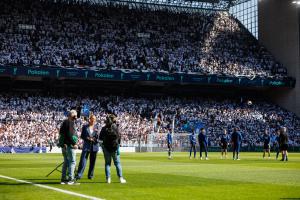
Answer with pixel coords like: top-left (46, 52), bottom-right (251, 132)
top-left (46, 162), bottom-right (64, 177)
top-left (46, 161), bottom-right (78, 178)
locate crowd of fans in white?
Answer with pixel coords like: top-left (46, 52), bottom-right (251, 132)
top-left (0, 94), bottom-right (299, 148)
top-left (0, 0), bottom-right (287, 78)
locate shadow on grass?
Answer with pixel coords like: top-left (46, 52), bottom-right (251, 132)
top-left (24, 178), bottom-right (60, 181)
top-left (0, 181), bottom-right (106, 185)
top-left (280, 198), bottom-right (300, 200)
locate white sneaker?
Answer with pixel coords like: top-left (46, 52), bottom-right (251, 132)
top-left (67, 180), bottom-right (80, 185)
top-left (106, 177), bottom-right (111, 184)
top-left (205, 157), bottom-right (209, 160)
top-left (119, 177), bottom-right (126, 184)
top-left (237, 158), bottom-right (241, 160)
top-left (200, 157), bottom-right (203, 160)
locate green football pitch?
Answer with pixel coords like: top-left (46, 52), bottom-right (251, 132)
top-left (0, 152), bottom-right (300, 200)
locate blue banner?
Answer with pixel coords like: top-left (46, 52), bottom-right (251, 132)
top-left (182, 121), bottom-right (205, 132)
top-left (0, 66), bottom-right (295, 88)
top-left (0, 146), bottom-right (46, 153)
top-left (81, 104), bottom-right (90, 117)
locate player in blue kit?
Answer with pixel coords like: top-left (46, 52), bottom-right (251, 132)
top-left (275, 129), bottom-right (281, 160)
top-left (262, 129), bottom-right (271, 159)
top-left (189, 130), bottom-right (197, 159)
top-left (219, 129), bottom-right (229, 159)
top-left (198, 128), bottom-right (208, 160)
top-left (167, 128), bottom-right (173, 159)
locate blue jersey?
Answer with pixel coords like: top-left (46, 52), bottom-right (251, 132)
top-left (167, 133), bottom-right (172, 144)
top-left (263, 134), bottom-right (271, 145)
top-left (198, 133), bottom-right (208, 146)
top-left (189, 134), bottom-right (196, 145)
top-left (231, 131), bottom-right (242, 144)
top-left (276, 136), bottom-right (280, 145)
top-left (221, 134), bottom-right (229, 144)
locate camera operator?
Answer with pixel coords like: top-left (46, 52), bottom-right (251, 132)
top-left (58, 110), bottom-right (79, 185)
top-left (99, 114), bottom-right (126, 184)
top-left (76, 114), bottom-right (99, 180)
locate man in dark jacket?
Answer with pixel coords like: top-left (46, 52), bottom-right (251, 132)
top-left (58, 110), bottom-right (79, 185)
top-left (198, 128), bottom-right (208, 160)
top-left (274, 129), bottom-right (281, 160)
top-left (76, 114), bottom-right (99, 180)
top-left (279, 127), bottom-right (289, 161)
top-left (231, 127), bottom-right (242, 160)
top-left (99, 114), bottom-right (126, 184)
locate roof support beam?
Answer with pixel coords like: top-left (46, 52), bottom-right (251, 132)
top-left (41, 0), bottom-right (252, 11)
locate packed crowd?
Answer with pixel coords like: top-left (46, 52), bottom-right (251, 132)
top-left (0, 94), bottom-right (299, 148)
top-left (0, 0), bottom-right (287, 78)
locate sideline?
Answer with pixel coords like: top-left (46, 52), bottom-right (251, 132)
top-left (0, 174), bottom-right (104, 200)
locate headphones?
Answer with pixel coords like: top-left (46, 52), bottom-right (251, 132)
top-left (105, 114), bottom-right (116, 125)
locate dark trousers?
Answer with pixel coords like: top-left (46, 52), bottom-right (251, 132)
top-left (232, 143), bottom-right (240, 159)
top-left (168, 143), bottom-right (172, 157)
top-left (275, 146), bottom-right (280, 159)
top-left (189, 144), bottom-right (196, 158)
top-left (200, 144), bottom-right (208, 158)
top-left (76, 150), bottom-right (97, 179)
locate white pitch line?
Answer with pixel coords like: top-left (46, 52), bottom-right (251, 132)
top-left (0, 174), bottom-right (104, 200)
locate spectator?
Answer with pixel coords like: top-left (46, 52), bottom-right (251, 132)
top-left (0, 0), bottom-right (288, 78)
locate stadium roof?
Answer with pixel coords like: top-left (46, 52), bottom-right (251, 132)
top-left (54, 0), bottom-right (251, 11)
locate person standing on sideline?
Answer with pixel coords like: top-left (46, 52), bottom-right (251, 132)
top-left (220, 129), bottom-right (229, 159)
top-left (99, 114), bottom-right (126, 184)
top-left (262, 129), bottom-right (271, 159)
top-left (231, 127), bottom-right (242, 160)
top-left (58, 110), bottom-right (79, 185)
top-left (275, 129), bottom-right (281, 160)
top-left (279, 127), bottom-right (289, 162)
top-left (198, 128), bottom-right (209, 160)
top-left (166, 128), bottom-right (173, 159)
top-left (189, 129), bottom-right (197, 159)
top-left (76, 114), bottom-right (99, 180)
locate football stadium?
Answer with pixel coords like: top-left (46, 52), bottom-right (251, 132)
top-left (0, 0), bottom-right (300, 199)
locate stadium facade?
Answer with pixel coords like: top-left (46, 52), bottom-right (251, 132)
top-left (258, 0), bottom-right (300, 117)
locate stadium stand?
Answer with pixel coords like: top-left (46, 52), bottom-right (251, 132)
top-left (0, 0), bottom-right (287, 78)
top-left (0, 94), bottom-right (299, 149)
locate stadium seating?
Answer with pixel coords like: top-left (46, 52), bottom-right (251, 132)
top-left (0, 0), bottom-right (287, 78)
top-left (0, 95), bottom-right (299, 148)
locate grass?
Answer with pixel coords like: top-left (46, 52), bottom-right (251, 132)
top-left (0, 152), bottom-right (300, 200)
